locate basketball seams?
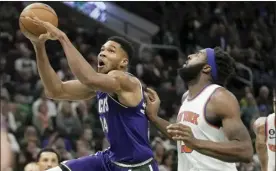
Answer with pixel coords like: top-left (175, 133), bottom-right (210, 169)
top-left (30, 8), bottom-right (58, 26)
top-left (19, 20), bottom-right (38, 37)
top-left (22, 7), bottom-right (58, 18)
top-left (20, 8), bottom-right (58, 25)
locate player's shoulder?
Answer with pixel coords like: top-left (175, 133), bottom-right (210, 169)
top-left (107, 70), bottom-right (127, 78)
top-left (253, 117), bottom-right (267, 134)
top-left (209, 87), bottom-right (240, 117)
top-left (254, 117), bottom-right (267, 128)
top-left (108, 70), bottom-right (140, 90)
top-left (107, 70), bottom-right (136, 82)
top-left (210, 87), bottom-right (238, 105)
top-left (267, 113), bottom-right (275, 118)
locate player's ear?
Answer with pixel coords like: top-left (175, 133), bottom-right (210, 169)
top-left (120, 58), bottom-right (128, 69)
top-left (202, 64), bottom-right (211, 74)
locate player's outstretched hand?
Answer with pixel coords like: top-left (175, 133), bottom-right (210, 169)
top-left (23, 14), bottom-right (65, 43)
top-left (167, 123), bottom-right (198, 149)
top-left (144, 87), bottom-right (160, 119)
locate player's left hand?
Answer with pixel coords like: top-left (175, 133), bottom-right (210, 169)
top-left (167, 123), bottom-right (199, 149)
top-left (23, 14), bottom-right (65, 41)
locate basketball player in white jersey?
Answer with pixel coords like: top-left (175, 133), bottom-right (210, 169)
top-left (253, 89), bottom-right (275, 171)
top-left (145, 47), bottom-right (253, 171)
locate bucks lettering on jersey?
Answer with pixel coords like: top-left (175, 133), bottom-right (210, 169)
top-left (96, 89), bottom-right (153, 164)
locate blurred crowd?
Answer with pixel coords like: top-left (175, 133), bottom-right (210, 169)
top-left (0, 2), bottom-right (275, 171)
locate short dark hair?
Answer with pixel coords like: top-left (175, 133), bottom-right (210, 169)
top-left (214, 47), bottom-right (236, 85)
top-left (36, 148), bottom-right (61, 163)
top-left (108, 36), bottom-right (134, 60)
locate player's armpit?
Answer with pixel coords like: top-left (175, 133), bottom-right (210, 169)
top-left (194, 88), bottom-right (254, 162)
top-left (46, 80), bottom-right (96, 101)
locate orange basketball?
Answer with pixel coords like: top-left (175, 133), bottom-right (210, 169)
top-left (19, 3), bottom-right (58, 39)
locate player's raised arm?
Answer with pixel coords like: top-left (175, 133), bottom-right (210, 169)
top-left (28, 19), bottom-right (137, 94)
top-left (190, 88), bottom-right (253, 162)
top-left (31, 41), bottom-right (95, 101)
top-left (25, 17), bottom-right (137, 96)
top-left (58, 34), bottom-right (137, 94)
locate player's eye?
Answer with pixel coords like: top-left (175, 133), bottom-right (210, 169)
top-left (108, 49), bottom-right (115, 53)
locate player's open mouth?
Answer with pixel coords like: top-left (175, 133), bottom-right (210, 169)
top-left (98, 60), bottom-right (105, 68)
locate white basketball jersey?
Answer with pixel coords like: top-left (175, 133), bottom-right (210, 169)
top-left (265, 113), bottom-right (275, 171)
top-left (177, 84), bottom-right (237, 171)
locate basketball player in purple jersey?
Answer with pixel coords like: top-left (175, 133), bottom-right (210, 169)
top-left (25, 17), bottom-right (158, 171)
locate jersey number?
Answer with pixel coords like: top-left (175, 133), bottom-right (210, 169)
top-left (181, 142), bottom-right (193, 153)
top-left (100, 117), bottom-right (108, 133)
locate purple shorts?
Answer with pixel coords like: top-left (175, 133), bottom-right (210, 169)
top-left (61, 150), bottom-right (159, 171)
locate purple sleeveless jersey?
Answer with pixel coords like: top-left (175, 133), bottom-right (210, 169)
top-left (96, 88), bottom-right (153, 164)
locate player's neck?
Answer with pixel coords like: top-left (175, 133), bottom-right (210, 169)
top-left (118, 67), bottom-right (128, 72)
top-left (187, 79), bottom-right (212, 99)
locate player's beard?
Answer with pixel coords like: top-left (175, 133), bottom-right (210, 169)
top-left (178, 62), bottom-right (206, 83)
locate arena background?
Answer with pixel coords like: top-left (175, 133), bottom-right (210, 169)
top-left (1, 1), bottom-right (275, 171)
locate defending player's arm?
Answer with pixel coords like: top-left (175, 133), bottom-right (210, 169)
top-left (32, 42), bottom-right (95, 100)
top-left (145, 88), bottom-right (172, 139)
top-left (168, 88), bottom-right (254, 162)
top-left (253, 118), bottom-right (268, 171)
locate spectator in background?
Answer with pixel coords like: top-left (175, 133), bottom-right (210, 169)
top-left (1, 96), bottom-right (18, 133)
top-left (240, 92), bottom-right (259, 132)
top-left (14, 42), bottom-right (36, 76)
top-left (56, 101), bottom-right (82, 138)
top-left (256, 85), bottom-right (272, 116)
top-left (19, 140), bottom-right (41, 169)
top-left (51, 136), bottom-right (73, 161)
top-left (153, 140), bottom-right (165, 165)
top-left (240, 86), bottom-right (254, 108)
top-left (71, 100), bottom-right (89, 122)
top-left (76, 127), bottom-right (95, 157)
top-left (158, 151), bottom-right (174, 171)
top-left (210, 23), bottom-right (228, 50)
top-left (0, 56), bottom-right (11, 86)
top-left (86, 52), bottom-right (98, 69)
top-left (57, 58), bottom-right (74, 81)
top-left (20, 126), bottom-right (40, 146)
top-left (32, 91), bottom-right (57, 118)
top-left (36, 148), bottom-right (60, 171)
top-left (32, 101), bottom-right (54, 135)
